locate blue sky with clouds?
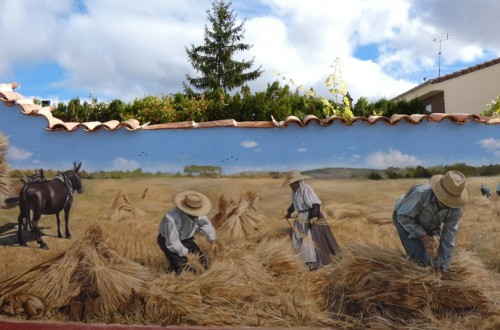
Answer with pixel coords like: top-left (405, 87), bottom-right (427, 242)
top-left (1, 0), bottom-right (500, 106)
top-left (2, 103), bottom-right (499, 174)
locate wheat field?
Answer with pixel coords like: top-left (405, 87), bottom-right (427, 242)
top-left (0, 175), bottom-right (499, 328)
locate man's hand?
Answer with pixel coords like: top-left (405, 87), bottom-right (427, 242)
top-left (420, 235), bottom-right (436, 251)
top-left (309, 217), bottom-right (318, 225)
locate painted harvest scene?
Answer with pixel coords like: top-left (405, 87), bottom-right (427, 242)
top-left (1, 1), bottom-right (500, 329)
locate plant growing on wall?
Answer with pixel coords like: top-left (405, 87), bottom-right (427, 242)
top-left (275, 58), bottom-right (354, 119)
top-left (481, 95), bottom-right (500, 117)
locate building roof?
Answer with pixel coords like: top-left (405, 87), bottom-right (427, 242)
top-left (1, 82), bottom-right (499, 131)
top-left (394, 57), bottom-right (500, 99)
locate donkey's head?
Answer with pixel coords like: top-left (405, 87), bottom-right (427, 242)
top-left (67, 162), bottom-right (83, 194)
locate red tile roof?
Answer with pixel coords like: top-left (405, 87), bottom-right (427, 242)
top-left (1, 82), bottom-right (499, 131)
top-left (430, 57), bottom-right (500, 84)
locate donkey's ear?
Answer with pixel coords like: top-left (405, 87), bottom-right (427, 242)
top-left (74, 162), bottom-right (82, 172)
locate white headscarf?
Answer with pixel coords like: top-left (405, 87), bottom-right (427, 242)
top-left (292, 180), bottom-right (321, 212)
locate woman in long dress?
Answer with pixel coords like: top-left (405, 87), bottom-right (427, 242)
top-left (283, 170), bottom-right (341, 270)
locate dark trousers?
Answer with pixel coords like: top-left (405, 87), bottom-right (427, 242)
top-left (157, 234), bottom-right (207, 275)
top-left (393, 212), bottom-right (431, 267)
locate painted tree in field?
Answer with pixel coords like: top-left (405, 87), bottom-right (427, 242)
top-left (185, 0), bottom-right (263, 93)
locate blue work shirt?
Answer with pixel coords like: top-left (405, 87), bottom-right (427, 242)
top-left (394, 183), bottom-right (463, 269)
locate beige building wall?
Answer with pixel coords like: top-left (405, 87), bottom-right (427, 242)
top-left (437, 63), bottom-right (500, 114)
top-left (395, 62), bottom-right (500, 115)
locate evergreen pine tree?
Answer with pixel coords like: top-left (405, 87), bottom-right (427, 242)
top-left (185, 0), bottom-right (263, 93)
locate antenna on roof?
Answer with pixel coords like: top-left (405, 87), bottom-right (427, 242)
top-left (432, 33), bottom-right (451, 77)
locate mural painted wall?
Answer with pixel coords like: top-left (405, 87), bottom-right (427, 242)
top-left (1, 99), bottom-right (499, 329)
top-left (1, 102), bottom-right (499, 174)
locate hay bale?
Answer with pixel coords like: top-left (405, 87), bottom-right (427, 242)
top-left (329, 203), bottom-right (367, 221)
top-left (0, 132), bottom-right (11, 207)
top-left (324, 243), bottom-right (498, 328)
top-left (470, 196), bottom-right (491, 207)
top-left (367, 212), bottom-right (392, 225)
top-left (212, 191), bottom-right (265, 242)
top-left (100, 191), bottom-right (145, 221)
top-left (145, 237), bottom-right (336, 328)
top-left (141, 187), bottom-right (150, 200)
top-left (0, 224), bottom-right (154, 318)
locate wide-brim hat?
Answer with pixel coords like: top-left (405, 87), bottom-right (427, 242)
top-left (281, 170), bottom-right (312, 187)
top-left (174, 191), bottom-right (212, 216)
top-left (430, 171), bottom-right (468, 208)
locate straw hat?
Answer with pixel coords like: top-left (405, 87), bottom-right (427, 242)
top-left (174, 191), bottom-right (212, 216)
top-left (430, 171), bottom-right (468, 208)
top-left (281, 170), bottom-right (312, 187)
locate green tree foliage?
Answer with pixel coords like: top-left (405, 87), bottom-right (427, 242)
top-left (367, 171), bottom-right (382, 180)
top-left (353, 97), bottom-right (424, 117)
top-left (184, 165), bottom-right (222, 177)
top-left (185, 0), bottom-right (263, 93)
top-left (52, 87), bottom-right (430, 124)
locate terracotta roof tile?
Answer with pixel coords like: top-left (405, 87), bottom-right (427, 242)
top-left (1, 82), bottom-right (499, 131)
top-left (430, 57), bottom-right (500, 84)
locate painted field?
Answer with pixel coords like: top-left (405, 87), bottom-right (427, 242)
top-left (0, 176), bottom-right (499, 329)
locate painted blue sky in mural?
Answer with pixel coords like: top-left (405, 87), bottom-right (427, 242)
top-left (1, 105), bottom-right (499, 174)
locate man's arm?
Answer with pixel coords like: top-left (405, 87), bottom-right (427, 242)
top-left (163, 217), bottom-right (189, 256)
top-left (433, 210), bottom-right (462, 270)
top-left (395, 189), bottom-right (427, 239)
top-left (197, 216), bottom-right (217, 241)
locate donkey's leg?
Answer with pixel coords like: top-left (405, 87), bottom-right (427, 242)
top-left (64, 207), bottom-right (71, 239)
top-left (56, 212), bottom-right (63, 238)
top-left (22, 214), bottom-right (29, 230)
top-left (28, 211), bottom-right (35, 231)
top-left (17, 210), bottom-right (27, 246)
top-left (32, 211), bottom-right (48, 249)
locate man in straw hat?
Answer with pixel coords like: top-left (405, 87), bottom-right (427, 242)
top-left (157, 191), bottom-right (218, 275)
top-left (283, 170), bottom-right (341, 271)
top-left (393, 170), bottom-right (468, 271)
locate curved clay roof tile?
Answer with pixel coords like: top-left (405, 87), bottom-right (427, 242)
top-left (2, 82), bottom-right (500, 130)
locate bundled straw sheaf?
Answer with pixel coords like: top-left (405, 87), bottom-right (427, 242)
top-left (0, 132), bottom-right (10, 207)
top-left (143, 237), bottom-right (337, 327)
top-left (99, 191), bottom-right (145, 221)
top-left (324, 243), bottom-right (499, 328)
top-left (212, 191), bottom-right (265, 242)
top-left (329, 202), bottom-right (367, 221)
top-left (141, 187), bottom-right (150, 200)
top-left (0, 224), bottom-right (154, 318)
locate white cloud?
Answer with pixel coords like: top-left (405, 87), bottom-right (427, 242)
top-left (3, 0), bottom-right (500, 103)
top-left (297, 147), bottom-right (307, 152)
top-left (110, 157), bottom-right (140, 171)
top-left (478, 138), bottom-right (500, 151)
top-left (7, 146), bottom-right (32, 161)
top-left (365, 149), bottom-right (421, 169)
top-left (241, 139), bottom-right (258, 148)
top-left (478, 138), bottom-right (500, 157)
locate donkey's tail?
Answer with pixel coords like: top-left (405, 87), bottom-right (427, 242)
top-left (1, 196), bottom-right (20, 209)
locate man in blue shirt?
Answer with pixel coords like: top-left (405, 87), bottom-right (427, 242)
top-left (157, 190), bottom-right (218, 275)
top-left (393, 171), bottom-right (468, 271)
